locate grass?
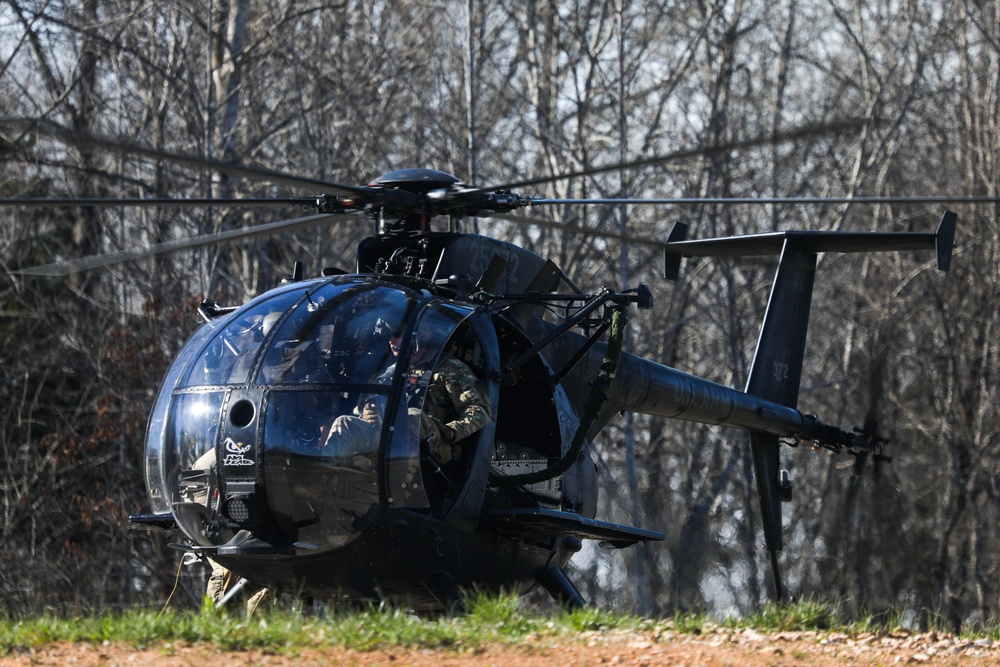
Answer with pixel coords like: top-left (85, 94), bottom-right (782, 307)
top-left (725, 598), bottom-right (840, 632)
top-left (1, 596), bottom-right (998, 654)
top-left (0, 594), bottom-right (643, 653)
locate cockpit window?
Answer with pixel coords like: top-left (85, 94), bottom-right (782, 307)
top-left (145, 320), bottom-right (221, 514)
top-left (179, 281), bottom-right (418, 389)
top-left (183, 289), bottom-right (302, 386)
top-left (384, 304), bottom-right (473, 505)
top-left (259, 283), bottom-right (412, 385)
top-left (262, 389), bottom-right (381, 550)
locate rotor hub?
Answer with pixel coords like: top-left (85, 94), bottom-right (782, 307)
top-left (369, 168), bottom-right (462, 193)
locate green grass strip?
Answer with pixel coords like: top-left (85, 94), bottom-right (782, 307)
top-left (2, 596), bottom-right (998, 654)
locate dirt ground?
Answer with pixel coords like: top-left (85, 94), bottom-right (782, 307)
top-left (5, 628), bottom-right (1000, 667)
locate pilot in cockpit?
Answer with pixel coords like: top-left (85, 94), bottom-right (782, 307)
top-left (323, 320), bottom-right (491, 472)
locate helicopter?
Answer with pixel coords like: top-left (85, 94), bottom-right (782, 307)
top-left (3, 121), bottom-right (960, 611)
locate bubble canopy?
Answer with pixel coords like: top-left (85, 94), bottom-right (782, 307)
top-left (144, 277), bottom-right (471, 553)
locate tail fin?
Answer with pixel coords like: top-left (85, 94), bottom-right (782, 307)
top-left (664, 211), bottom-right (956, 599)
top-left (744, 240), bottom-right (818, 600)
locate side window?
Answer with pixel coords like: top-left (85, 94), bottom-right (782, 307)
top-left (445, 324), bottom-right (488, 385)
top-left (184, 291), bottom-right (301, 386)
top-left (384, 303), bottom-right (475, 507)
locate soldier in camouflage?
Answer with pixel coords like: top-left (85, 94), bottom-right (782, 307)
top-left (411, 353), bottom-right (491, 465)
top-left (325, 327), bottom-right (491, 467)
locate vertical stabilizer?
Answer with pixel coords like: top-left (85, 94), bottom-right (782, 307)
top-left (745, 242), bottom-right (818, 409)
top-left (744, 241), bottom-right (818, 599)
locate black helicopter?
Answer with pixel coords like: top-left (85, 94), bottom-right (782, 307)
top-left (4, 122), bottom-right (960, 610)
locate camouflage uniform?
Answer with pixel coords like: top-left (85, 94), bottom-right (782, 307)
top-left (414, 355), bottom-right (491, 464)
top-left (325, 354), bottom-right (490, 465)
top-left (206, 558), bottom-right (231, 602)
top-left (324, 414), bottom-right (378, 468)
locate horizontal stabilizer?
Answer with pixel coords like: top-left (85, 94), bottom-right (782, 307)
top-left (936, 211), bottom-right (957, 271)
top-left (664, 211), bottom-right (957, 279)
top-left (488, 507), bottom-right (665, 548)
top-left (662, 222), bottom-right (689, 281)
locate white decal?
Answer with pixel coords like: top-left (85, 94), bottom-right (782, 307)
top-left (223, 438), bottom-right (253, 466)
top-left (225, 438), bottom-right (251, 455)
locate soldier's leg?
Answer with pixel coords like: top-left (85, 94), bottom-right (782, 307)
top-left (246, 587), bottom-right (269, 616)
top-left (206, 558), bottom-right (231, 603)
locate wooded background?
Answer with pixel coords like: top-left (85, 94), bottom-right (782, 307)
top-left (1, 0), bottom-right (997, 626)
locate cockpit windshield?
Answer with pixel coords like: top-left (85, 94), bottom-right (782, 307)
top-left (260, 283), bottom-right (409, 386)
top-left (184, 287), bottom-right (302, 387)
top-left (146, 277), bottom-right (471, 555)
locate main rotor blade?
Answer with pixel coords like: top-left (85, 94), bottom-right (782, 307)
top-left (0, 197), bottom-right (313, 208)
top-left (531, 195), bottom-right (1000, 205)
top-left (488, 212), bottom-right (662, 248)
top-left (2, 118), bottom-right (373, 199)
top-left (469, 118), bottom-right (866, 195)
top-left (16, 212), bottom-right (359, 276)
